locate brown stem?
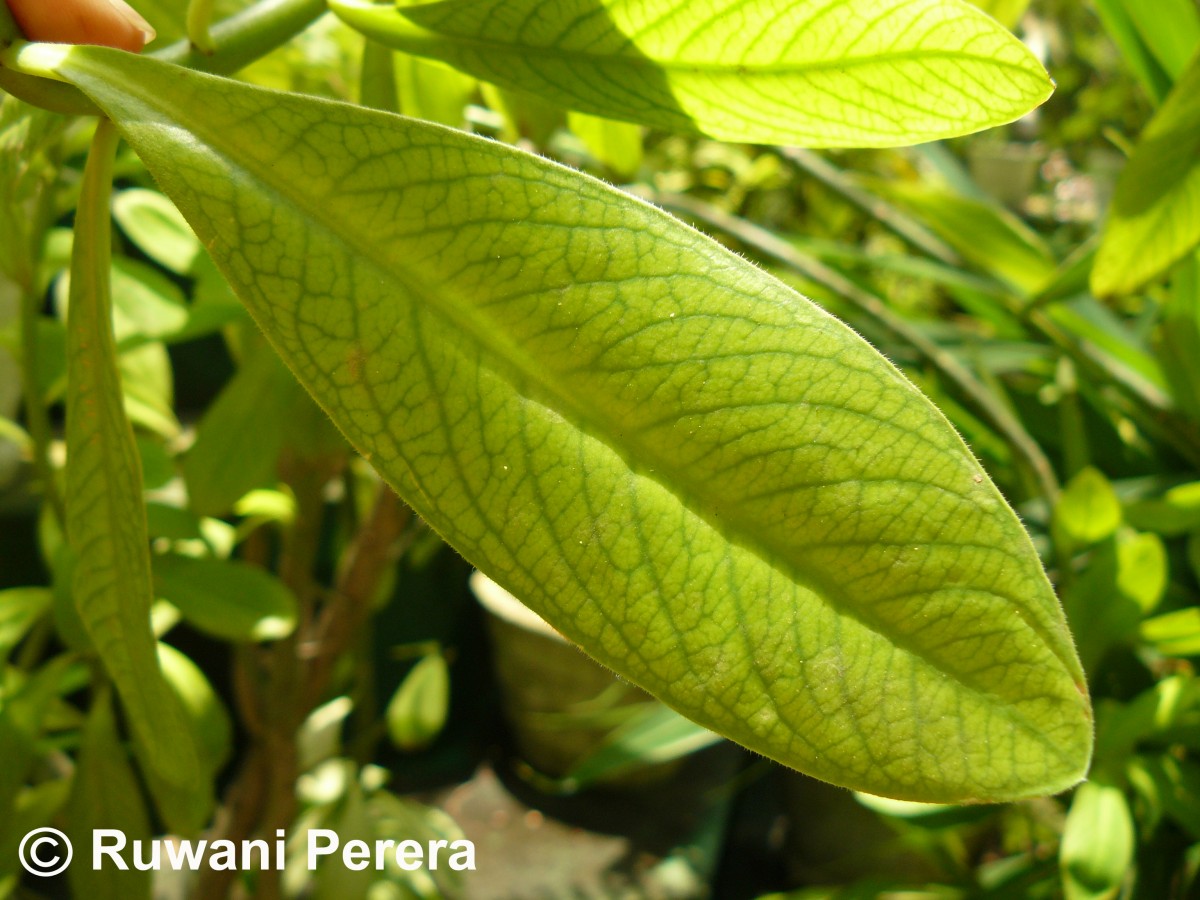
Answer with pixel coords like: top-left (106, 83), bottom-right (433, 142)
top-left (302, 483), bottom-right (411, 711)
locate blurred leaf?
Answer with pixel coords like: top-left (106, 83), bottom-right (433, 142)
top-left (1060, 781), bottom-right (1134, 900)
top-left (1158, 252), bottom-right (1200, 419)
top-left (567, 111), bottom-right (643, 179)
top-left (1126, 481), bottom-right (1200, 536)
top-left (394, 52), bottom-right (475, 128)
top-left (564, 702), bottom-right (722, 788)
top-left (1062, 542), bottom-right (1141, 674)
top-left (153, 553), bottom-right (298, 642)
top-left (970, 0), bottom-right (1030, 28)
top-left (144, 501), bottom-right (206, 542)
top-left (117, 342), bottom-right (178, 438)
top-left (1091, 0), bottom-right (1172, 104)
top-left (331, 0), bottom-right (1053, 147)
top-left (386, 652), bottom-right (450, 752)
top-left (49, 46), bottom-right (1094, 802)
top-left (136, 434), bottom-right (174, 490)
top-left (1112, 0), bottom-right (1200, 82)
top-left (57, 257), bottom-right (189, 344)
top-left (1056, 467), bottom-right (1122, 545)
top-left (182, 340), bottom-right (299, 516)
top-left (1093, 52), bottom-right (1200, 297)
top-left (0, 778), bottom-right (71, 894)
top-left (66, 690), bottom-right (153, 900)
top-left (158, 642), bottom-right (232, 778)
top-left (0, 658), bottom-right (72, 820)
top-left (0, 587), bottom-right (51, 662)
top-left (112, 187), bottom-right (202, 275)
top-left (854, 791), bottom-right (994, 829)
top-left (869, 179), bottom-right (1055, 295)
top-left (233, 487), bottom-right (296, 525)
top-left (1140, 607), bottom-right (1200, 657)
top-left (1127, 755), bottom-right (1200, 839)
top-left (1042, 295), bottom-right (1168, 395)
top-left (1115, 531), bottom-right (1167, 614)
top-left (64, 121), bottom-right (200, 805)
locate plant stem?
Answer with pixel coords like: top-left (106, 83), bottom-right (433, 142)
top-left (156, 0), bottom-right (327, 75)
top-left (186, 0), bottom-right (219, 53)
top-left (655, 190), bottom-right (1062, 504)
top-left (303, 483), bottom-right (410, 711)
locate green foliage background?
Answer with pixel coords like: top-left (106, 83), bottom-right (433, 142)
top-left (0, 0), bottom-right (1198, 897)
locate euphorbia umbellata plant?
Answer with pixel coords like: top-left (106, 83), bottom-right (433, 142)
top-left (0, 0), bottom-right (1091, 825)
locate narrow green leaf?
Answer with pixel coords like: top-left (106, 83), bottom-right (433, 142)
top-left (48, 47), bottom-right (1091, 802)
top-left (153, 553), bottom-right (298, 642)
top-left (1060, 781), bottom-right (1134, 900)
top-left (63, 118), bottom-right (200, 795)
top-left (0, 587), bottom-right (52, 662)
top-left (1091, 0), bottom-right (1172, 104)
top-left (330, 0), bottom-right (1053, 147)
top-left (565, 703), bottom-right (722, 787)
top-left (867, 179), bottom-right (1056, 296)
top-left (1092, 52), bottom-right (1200, 297)
top-left (1055, 467), bottom-right (1122, 546)
top-left (66, 690), bottom-right (153, 900)
top-left (1113, 0), bottom-right (1200, 82)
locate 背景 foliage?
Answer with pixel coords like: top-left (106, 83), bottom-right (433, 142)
top-left (13, 0), bottom-right (1200, 896)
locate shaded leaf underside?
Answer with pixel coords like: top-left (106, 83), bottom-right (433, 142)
top-left (51, 46), bottom-right (1090, 801)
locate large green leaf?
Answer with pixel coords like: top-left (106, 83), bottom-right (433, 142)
top-left (330, 0), bottom-right (1052, 147)
top-left (42, 46), bottom-right (1091, 802)
top-left (62, 118), bottom-right (201, 804)
top-left (1092, 51), bottom-right (1200, 297)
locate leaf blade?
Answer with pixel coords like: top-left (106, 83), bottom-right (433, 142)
top-left (1092, 51), bottom-right (1200, 297)
top-left (63, 118), bottom-right (200, 801)
top-left (51, 47), bottom-right (1091, 802)
top-left (331, 0), bottom-right (1052, 147)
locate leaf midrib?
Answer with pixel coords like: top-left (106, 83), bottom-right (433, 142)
top-left (384, 11), bottom-right (1041, 83)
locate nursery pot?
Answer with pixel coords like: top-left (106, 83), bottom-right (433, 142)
top-left (470, 571), bottom-right (676, 785)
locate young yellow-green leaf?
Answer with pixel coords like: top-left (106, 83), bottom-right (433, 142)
top-left (63, 119), bottom-right (201, 799)
top-left (1055, 467), bottom-right (1122, 546)
top-left (330, 0), bottom-right (1052, 148)
top-left (46, 46), bottom-right (1091, 802)
top-left (386, 652), bottom-right (451, 751)
top-left (1060, 781), bottom-right (1134, 900)
top-left (1092, 51), bottom-right (1200, 297)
